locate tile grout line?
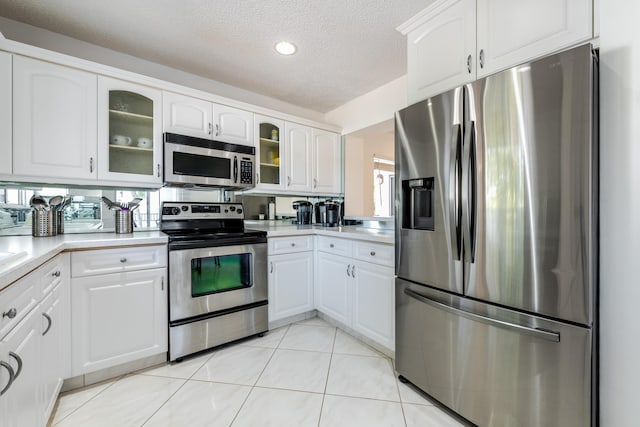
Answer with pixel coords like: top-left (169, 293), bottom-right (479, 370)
top-left (228, 324), bottom-right (291, 427)
top-left (51, 374), bottom-right (123, 426)
top-left (317, 326), bottom-right (338, 427)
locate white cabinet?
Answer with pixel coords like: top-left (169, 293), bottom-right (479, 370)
top-left (163, 91), bottom-right (253, 146)
top-left (0, 252), bottom-right (70, 427)
top-left (0, 52), bottom-right (11, 176)
top-left (70, 246), bottom-right (167, 376)
top-left (312, 129), bottom-right (342, 194)
top-left (402, 0), bottom-right (476, 103)
top-left (284, 122), bottom-right (313, 192)
top-left (267, 236), bottom-right (314, 322)
top-left (97, 76), bottom-right (163, 186)
top-left (315, 251), bottom-right (351, 325)
top-left (255, 115), bottom-right (285, 191)
top-left (476, 0), bottom-right (592, 77)
top-left (351, 261), bottom-right (395, 350)
top-left (13, 56), bottom-right (98, 180)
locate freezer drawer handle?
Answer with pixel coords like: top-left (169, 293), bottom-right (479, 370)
top-left (403, 288), bottom-right (560, 342)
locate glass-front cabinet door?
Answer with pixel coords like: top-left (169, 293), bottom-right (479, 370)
top-left (97, 76), bottom-right (162, 186)
top-left (254, 114), bottom-right (284, 191)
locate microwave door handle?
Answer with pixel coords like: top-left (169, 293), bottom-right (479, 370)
top-left (233, 156), bottom-right (238, 183)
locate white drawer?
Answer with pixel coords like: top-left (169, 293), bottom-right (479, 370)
top-left (352, 241), bottom-right (394, 268)
top-left (71, 245), bottom-right (167, 277)
top-left (39, 253), bottom-right (68, 297)
top-left (316, 235), bottom-right (352, 257)
top-left (268, 236), bottom-right (314, 255)
top-left (0, 271), bottom-right (38, 339)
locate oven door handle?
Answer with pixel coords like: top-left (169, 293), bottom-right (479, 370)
top-left (233, 156), bottom-right (238, 183)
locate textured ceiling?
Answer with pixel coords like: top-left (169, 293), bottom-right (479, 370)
top-left (0, 0), bottom-right (432, 113)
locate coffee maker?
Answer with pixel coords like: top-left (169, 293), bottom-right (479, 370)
top-left (315, 200), bottom-right (342, 227)
top-left (292, 200), bottom-right (313, 224)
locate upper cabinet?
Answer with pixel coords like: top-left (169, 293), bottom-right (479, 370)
top-left (284, 122), bottom-right (313, 193)
top-left (97, 76), bottom-right (163, 185)
top-left (255, 115), bottom-right (285, 191)
top-left (0, 52), bottom-right (11, 176)
top-left (476, 0), bottom-right (592, 77)
top-left (312, 129), bottom-right (342, 194)
top-left (13, 56), bottom-right (98, 180)
top-left (404, 0), bottom-right (476, 104)
top-left (163, 91), bottom-right (254, 146)
top-left (401, 0), bottom-right (594, 103)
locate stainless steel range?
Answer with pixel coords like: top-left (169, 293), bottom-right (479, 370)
top-left (160, 202), bottom-right (268, 361)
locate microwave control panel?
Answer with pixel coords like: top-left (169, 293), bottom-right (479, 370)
top-left (240, 160), bottom-right (253, 184)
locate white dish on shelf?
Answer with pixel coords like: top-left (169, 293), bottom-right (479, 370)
top-left (111, 134), bottom-right (132, 146)
top-left (137, 137), bottom-right (152, 148)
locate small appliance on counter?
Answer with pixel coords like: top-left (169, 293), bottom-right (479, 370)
top-left (292, 200), bottom-right (313, 225)
top-left (315, 200), bottom-right (342, 227)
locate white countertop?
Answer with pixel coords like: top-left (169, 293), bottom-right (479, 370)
top-left (0, 231), bottom-right (168, 292)
top-left (244, 220), bottom-right (394, 244)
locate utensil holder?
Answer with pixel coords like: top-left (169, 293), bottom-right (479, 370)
top-left (56, 211), bottom-right (64, 235)
top-left (115, 210), bottom-right (133, 234)
top-left (32, 210), bottom-right (55, 237)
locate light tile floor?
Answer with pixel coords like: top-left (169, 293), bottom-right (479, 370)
top-left (50, 317), bottom-right (467, 427)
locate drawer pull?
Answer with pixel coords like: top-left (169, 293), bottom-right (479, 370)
top-left (52, 271), bottom-right (61, 277)
top-left (2, 308), bottom-right (17, 319)
top-left (370, 251), bottom-right (376, 256)
top-left (291, 243), bottom-right (295, 247)
top-left (9, 352), bottom-right (22, 380)
top-left (120, 258), bottom-right (127, 263)
top-left (42, 313), bottom-right (52, 336)
top-left (330, 244), bottom-right (334, 248)
top-left (0, 361), bottom-right (14, 396)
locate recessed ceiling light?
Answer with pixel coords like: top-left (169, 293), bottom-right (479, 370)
top-left (274, 41), bottom-right (297, 56)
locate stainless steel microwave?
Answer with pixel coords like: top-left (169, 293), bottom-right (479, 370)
top-left (164, 133), bottom-right (255, 189)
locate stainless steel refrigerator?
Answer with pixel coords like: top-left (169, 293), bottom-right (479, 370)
top-left (395, 44), bottom-right (597, 427)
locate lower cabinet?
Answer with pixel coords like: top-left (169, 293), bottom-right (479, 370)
top-left (71, 268), bottom-right (167, 375)
top-left (0, 252), bottom-right (70, 427)
top-left (315, 252), bottom-right (351, 325)
top-left (267, 236), bottom-right (314, 322)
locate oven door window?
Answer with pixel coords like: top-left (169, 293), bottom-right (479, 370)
top-left (191, 253), bottom-right (251, 297)
top-left (173, 152), bottom-right (231, 179)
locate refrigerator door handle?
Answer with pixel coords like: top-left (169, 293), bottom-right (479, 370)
top-left (449, 124), bottom-right (462, 261)
top-left (404, 288), bottom-right (561, 342)
top-left (462, 120), bottom-right (477, 262)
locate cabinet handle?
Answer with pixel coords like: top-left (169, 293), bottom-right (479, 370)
top-left (89, 157), bottom-right (94, 173)
top-left (161, 277), bottom-right (164, 291)
top-left (287, 176), bottom-right (291, 187)
top-left (0, 361), bottom-right (15, 396)
top-left (370, 251), bottom-right (376, 256)
top-left (157, 164), bottom-right (161, 178)
top-left (479, 49), bottom-right (485, 69)
top-left (467, 54), bottom-right (472, 74)
top-left (313, 178), bottom-right (318, 189)
top-left (52, 270), bottom-right (61, 277)
top-left (351, 265), bottom-right (355, 277)
top-left (9, 352), bottom-right (22, 380)
top-left (291, 243), bottom-right (295, 247)
top-left (270, 262), bottom-right (273, 273)
top-left (330, 243), bottom-right (334, 248)
top-left (347, 264), bottom-right (351, 277)
top-left (42, 312), bottom-right (52, 336)
top-left (2, 308), bottom-right (17, 319)
top-left (208, 122), bottom-right (213, 135)
top-left (120, 258), bottom-right (127, 263)
top-left (215, 124), bottom-right (220, 136)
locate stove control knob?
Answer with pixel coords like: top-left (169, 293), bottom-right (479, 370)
top-left (229, 206), bottom-right (236, 212)
top-left (224, 210), bottom-right (228, 213)
top-left (171, 207), bottom-right (181, 215)
top-left (237, 209), bottom-right (243, 214)
top-left (181, 205), bottom-right (189, 212)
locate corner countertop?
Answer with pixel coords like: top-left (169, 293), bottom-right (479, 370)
top-left (0, 231), bottom-right (168, 292)
top-left (244, 220), bottom-right (394, 245)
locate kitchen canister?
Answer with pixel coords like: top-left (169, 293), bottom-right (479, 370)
top-left (56, 210), bottom-right (64, 234)
top-left (115, 210), bottom-right (133, 234)
top-left (32, 209), bottom-right (55, 237)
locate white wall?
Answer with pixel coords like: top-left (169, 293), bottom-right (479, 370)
top-left (325, 75), bottom-right (407, 135)
top-left (0, 17), bottom-right (325, 123)
top-left (599, 2), bottom-right (640, 425)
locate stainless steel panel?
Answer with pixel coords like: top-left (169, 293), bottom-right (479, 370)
top-left (466, 45), bottom-right (596, 325)
top-left (169, 304), bottom-right (268, 361)
top-left (396, 278), bottom-right (592, 427)
top-left (395, 88), bottom-right (463, 294)
top-left (169, 243), bottom-right (268, 321)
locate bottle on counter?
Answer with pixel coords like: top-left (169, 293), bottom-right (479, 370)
top-left (268, 202), bottom-right (275, 220)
